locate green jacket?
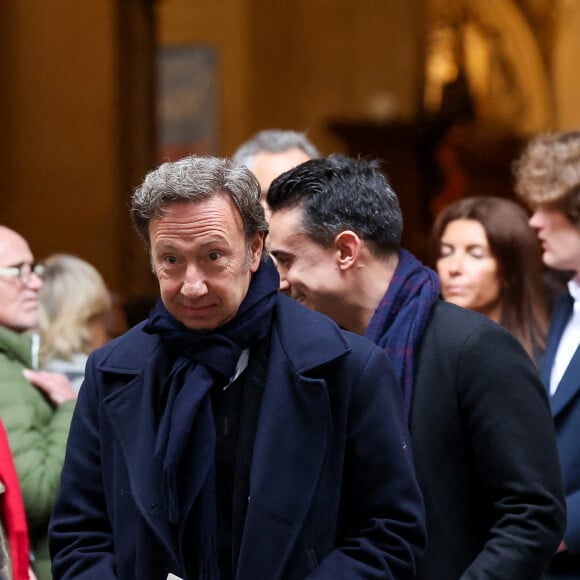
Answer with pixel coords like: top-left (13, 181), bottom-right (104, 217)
top-left (0, 325), bottom-right (74, 579)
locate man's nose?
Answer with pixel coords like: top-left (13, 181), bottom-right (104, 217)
top-left (181, 266), bottom-right (208, 297)
top-left (26, 272), bottom-right (43, 290)
top-left (529, 210), bottom-right (542, 230)
top-left (279, 276), bottom-right (290, 294)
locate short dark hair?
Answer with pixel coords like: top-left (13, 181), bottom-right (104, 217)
top-left (267, 154), bottom-right (403, 257)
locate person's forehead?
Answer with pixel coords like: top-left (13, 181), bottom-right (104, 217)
top-left (269, 208), bottom-right (322, 260)
top-left (269, 206), bottom-right (303, 237)
top-left (149, 195), bottom-right (244, 242)
top-left (535, 204), bottom-right (575, 224)
top-left (252, 149), bottom-right (311, 191)
top-left (442, 219), bottom-right (489, 242)
top-left (0, 228), bottom-right (33, 266)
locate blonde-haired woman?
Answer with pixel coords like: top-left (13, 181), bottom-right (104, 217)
top-left (38, 254), bottom-right (113, 392)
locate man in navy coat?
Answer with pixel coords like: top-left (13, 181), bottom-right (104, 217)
top-left (515, 130), bottom-right (580, 579)
top-left (48, 156), bottom-right (426, 579)
top-left (267, 154), bottom-right (566, 579)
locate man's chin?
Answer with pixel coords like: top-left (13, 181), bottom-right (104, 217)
top-left (12, 318), bottom-right (38, 333)
top-left (543, 254), bottom-right (569, 272)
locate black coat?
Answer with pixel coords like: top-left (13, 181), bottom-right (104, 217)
top-left (410, 301), bottom-right (566, 579)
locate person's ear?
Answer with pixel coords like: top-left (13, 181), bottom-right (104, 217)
top-left (334, 230), bottom-right (361, 271)
top-left (249, 232), bottom-right (265, 272)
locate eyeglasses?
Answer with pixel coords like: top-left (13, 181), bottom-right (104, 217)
top-left (0, 262), bottom-right (46, 285)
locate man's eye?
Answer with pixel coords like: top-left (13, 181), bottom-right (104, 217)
top-left (208, 251), bottom-right (220, 261)
top-left (273, 256), bottom-right (294, 270)
top-left (165, 256), bottom-right (178, 265)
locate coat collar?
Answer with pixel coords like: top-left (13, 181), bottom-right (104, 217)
top-left (96, 320), bottom-right (159, 374)
top-left (97, 295), bottom-right (352, 376)
top-left (0, 325), bottom-right (33, 367)
top-left (541, 293), bottom-right (572, 389)
top-left (541, 293), bottom-right (580, 417)
top-left (551, 348), bottom-right (580, 417)
top-left (271, 294), bottom-right (352, 372)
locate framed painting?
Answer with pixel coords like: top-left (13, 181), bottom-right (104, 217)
top-left (157, 44), bottom-right (218, 161)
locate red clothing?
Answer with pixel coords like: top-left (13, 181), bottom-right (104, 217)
top-left (0, 418), bottom-right (30, 580)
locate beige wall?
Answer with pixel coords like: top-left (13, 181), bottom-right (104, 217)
top-left (157, 0), bottom-right (255, 157)
top-left (247, 0), bottom-right (427, 156)
top-left (1, 1), bottom-right (123, 293)
top-left (157, 0), bottom-right (426, 156)
top-left (553, 1), bottom-right (580, 129)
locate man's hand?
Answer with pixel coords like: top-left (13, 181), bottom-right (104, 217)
top-left (22, 369), bottom-right (77, 405)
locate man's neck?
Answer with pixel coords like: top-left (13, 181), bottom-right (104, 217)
top-left (339, 253), bottom-right (398, 336)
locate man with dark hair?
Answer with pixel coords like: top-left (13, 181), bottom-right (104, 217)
top-left (515, 130), bottom-right (580, 578)
top-left (49, 155), bottom-right (426, 579)
top-left (267, 154), bottom-right (567, 580)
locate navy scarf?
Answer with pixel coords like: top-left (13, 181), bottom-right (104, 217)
top-left (143, 258), bottom-right (279, 579)
top-left (365, 249), bottom-right (440, 417)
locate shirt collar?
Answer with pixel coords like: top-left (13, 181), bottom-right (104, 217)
top-left (568, 278), bottom-right (580, 303)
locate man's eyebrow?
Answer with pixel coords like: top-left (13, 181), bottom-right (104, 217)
top-left (270, 249), bottom-right (294, 259)
top-left (198, 236), bottom-right (229, 247)
top-left (155, 236), bottom-right (228, 250)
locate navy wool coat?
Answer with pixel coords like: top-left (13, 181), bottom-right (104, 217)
top-left (49, 295), bottom-right (426, 579)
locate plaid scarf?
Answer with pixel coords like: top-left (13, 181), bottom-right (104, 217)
top-left (365, 249), bottom-right (440, 417)
top-left (143, 259), bottom-right (279, 579)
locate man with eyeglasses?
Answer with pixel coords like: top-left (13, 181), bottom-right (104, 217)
top-left (0, 225), bottom-right (77, 580)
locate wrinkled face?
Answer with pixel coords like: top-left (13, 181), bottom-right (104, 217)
top-left (149, 195), bottom-right (264, 331)
top-left (251, 149), bottom-right (312, 218)
top-left (436, 219), bottom-right (503, 321)
top-left (0, 228), bottom-right (43, 332)
top-left (529, 206), bottom-right (580, 274)
top-left (268, 206), bottom-right (346, 321)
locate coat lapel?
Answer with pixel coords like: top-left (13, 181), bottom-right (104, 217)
top-left (100, 333), bottom-right (180, 562)
top-left (236, 297), bottom-right (351, 580)
top-left (551, 348), bottom-right (580, 418)
top-left (541, 293), bottom-right (572, 391)
top-left (543, 293), bottom-right (580, 418)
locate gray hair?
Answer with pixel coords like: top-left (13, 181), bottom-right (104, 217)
top-left (131, 156), bottom-right (269, 255)
top-left (232, 129), bottom-right (321, 169)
